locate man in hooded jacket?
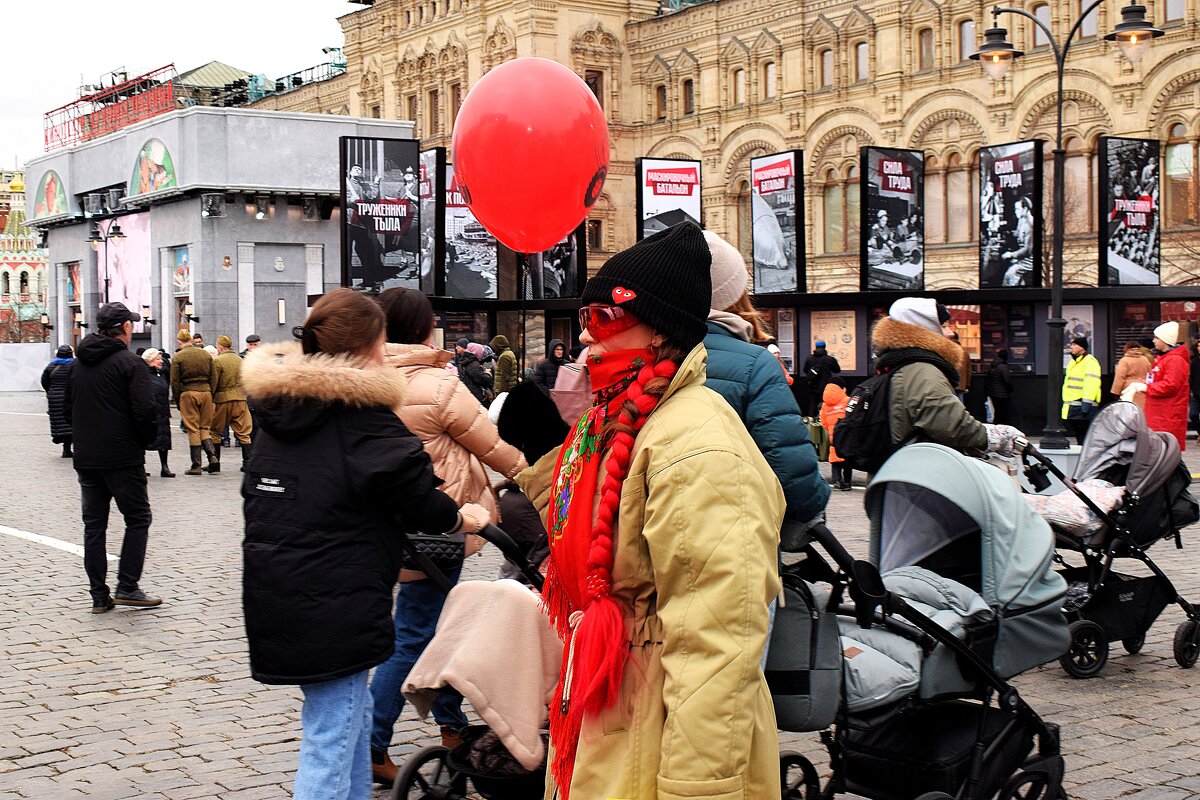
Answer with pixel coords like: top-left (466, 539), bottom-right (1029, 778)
top-left (489, 335), bottom-right (519, 393)
top-left (532, 338), bottom-right (567, 394)
top-left (64, 302), bottom-right (162, 612)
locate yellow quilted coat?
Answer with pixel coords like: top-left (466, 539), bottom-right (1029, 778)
top-left (519, 344), bottom-right (784, 800)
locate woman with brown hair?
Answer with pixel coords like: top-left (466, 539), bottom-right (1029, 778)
top-left (505, 223), bottom-right (784, 799)
top-left (368, 287), bottom-right (526, 784)
top-left (1112, 338), bottom-right (1154, 408)
top-left (240, 288), bottom-right (489, 800)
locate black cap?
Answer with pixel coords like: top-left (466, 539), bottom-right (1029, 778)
top-left (1072, 337), bottom-right (1089, 350)
top-left (96, 302), bottom-right (140, 330)
top-left (456, 338), bottom-right (471, 348)
top-left (55, 345), bottom-right (73, 358)
top-left (936, 303), bottom-right (952, 325)
top-left (581, 222), bottom-right (712, 349)
top-left (245, 334), bottom-right (261, 344)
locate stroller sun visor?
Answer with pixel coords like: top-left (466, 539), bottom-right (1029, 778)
top-left (867, 444), bottom-right (1063, 613)
top-left (877, 484), bottom-right (979, 578)
top-left (1074, 401), bottom-right (1181, 498)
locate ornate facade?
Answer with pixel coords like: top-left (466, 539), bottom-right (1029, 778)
top-left (252, 0), bottom-right (1200, 288)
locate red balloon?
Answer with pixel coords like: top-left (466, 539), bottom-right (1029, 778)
top-left (452, 58), bottom-right (608, 254)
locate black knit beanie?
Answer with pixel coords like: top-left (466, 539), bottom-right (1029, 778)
top-left (581, 222), bottom-right (712, 349)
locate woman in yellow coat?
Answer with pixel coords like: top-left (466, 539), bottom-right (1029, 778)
top-left (512, 223), bottom-right (785, 800)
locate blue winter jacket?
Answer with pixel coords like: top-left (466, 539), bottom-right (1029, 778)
top-left (703, 321), bottom-right (830, 523)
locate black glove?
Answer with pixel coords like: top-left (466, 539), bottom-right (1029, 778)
top-left (497, 382), bottom-right (570, 464)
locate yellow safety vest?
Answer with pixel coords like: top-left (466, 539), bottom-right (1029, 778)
top-left (1061, 353), bottom-right (1102, 417)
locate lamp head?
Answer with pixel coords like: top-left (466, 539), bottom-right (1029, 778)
top-left (970, 24), bottom-right (1022, 79)
top-left (1105, 2), bottom-right (1163, 63)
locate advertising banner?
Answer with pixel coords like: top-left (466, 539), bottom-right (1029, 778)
top-left (861, 147), bottom-right (924, 291)
top-left (636, 157), bottom-right (702, 240)
top-left (419, 148), bottom-right (445, 295)
top-left (340, 136), bottom-right (421, 292)
top-left (100, 214), bottom-right (152, 334)
top-left (445, 163), bottom-right (498, 299)
top-left (1059, 305), bottom-right (1095, 368)
top-left (173, 247), bottom-right (190, 297)
top-left (1099, 137), bottom-right (1160, 286)
top-left (750, 150), bottom-right (804, 294)
top-left (810, 310), bottom-right (857, 373)
top-left (525, 231), bottom-right (583, 299)
top-left (979, 141), bottom-right (1043, 288)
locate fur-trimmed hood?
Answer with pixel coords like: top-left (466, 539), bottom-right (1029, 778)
top-left (872, 316), bottom-right (964, 367)
top-left (242, 341), bottom-right (406, 441)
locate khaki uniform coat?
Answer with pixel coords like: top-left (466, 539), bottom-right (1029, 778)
top-left (518, 345), bottom-right (784, 800)
top-left (384, 343), bottom-right (526, 518)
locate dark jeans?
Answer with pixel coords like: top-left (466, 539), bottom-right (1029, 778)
top-left (78, 466), bottom-right (152, 602)
top-left (1066, 417), bottom-right (1092, 446)
top-left (369, 567), bottom-right (468, 752)
top-left (831, 461), bottom-right (853, 486)
top-left (990, 396), bottom-right (1012, 426)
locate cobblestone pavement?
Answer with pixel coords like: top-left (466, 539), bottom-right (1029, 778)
top-left (3, 389), bottom-right (1200, 799)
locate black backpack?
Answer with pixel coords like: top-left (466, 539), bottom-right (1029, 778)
top-left (832, 370), bottom-right (905, 473)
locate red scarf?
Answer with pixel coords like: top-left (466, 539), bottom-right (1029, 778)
top-left (542, 348), bottom-right (666, 798)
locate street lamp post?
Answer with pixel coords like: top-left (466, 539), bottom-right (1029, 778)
top-left (87, 220), bottom-right (125, 305)
top-left (972, 2), bottom-right (1162, 449)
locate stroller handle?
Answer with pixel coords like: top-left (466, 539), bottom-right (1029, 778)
top-left (477, 523), bottom-right (545, 592)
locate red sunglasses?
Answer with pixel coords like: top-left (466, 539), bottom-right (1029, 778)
top-left (579, 305), bottom-right (640, 341)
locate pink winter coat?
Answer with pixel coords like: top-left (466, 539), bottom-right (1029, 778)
top-left (384, 343), bottom-right (527, 515)
top-left (1145, 344), bottom-right (1191, 451)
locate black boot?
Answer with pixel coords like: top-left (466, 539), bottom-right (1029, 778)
top-left (185, 446), bottom-right (204, 476)
top-left (204, 441), bottom-right (221, 473)
top-left (240, 442), bottom-right (253, 472)
top-left (61, 441), bottom-right (73, 458)
top-left (159, 450), bottom-right (175, 478)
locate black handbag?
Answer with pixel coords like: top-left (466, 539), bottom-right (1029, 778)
top-left (399, 532), bottom-right (466, 572)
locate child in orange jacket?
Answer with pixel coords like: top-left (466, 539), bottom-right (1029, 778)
top-left (820, 379), bottom-right (852, 491)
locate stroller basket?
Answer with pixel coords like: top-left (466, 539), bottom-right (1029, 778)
top-left (1059, 565), bottom-right (1172, 642)
top-left (443, 725), bottom-right (547, 800)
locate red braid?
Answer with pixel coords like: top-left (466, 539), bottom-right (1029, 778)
top-left (550, 352), bottom-right (681, 798)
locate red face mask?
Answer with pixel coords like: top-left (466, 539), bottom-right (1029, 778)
top-left (579, 305), bottom-right (640, 342)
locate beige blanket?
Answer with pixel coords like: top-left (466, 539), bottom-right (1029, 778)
top-left (402, 579), bottom-right (562, 771)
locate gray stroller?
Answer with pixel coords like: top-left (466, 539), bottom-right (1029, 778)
top-left (1020, 402), bottom-right (1200, 677)
top-left (773, 443), bottom-right (1070, 800)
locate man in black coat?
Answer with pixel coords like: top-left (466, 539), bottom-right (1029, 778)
top-left (800, 340), bottom-right (841, 417)
top-left (64, 302), bottom-right (162, 612)
top-left (987, 348), bottom-right (1015, 426)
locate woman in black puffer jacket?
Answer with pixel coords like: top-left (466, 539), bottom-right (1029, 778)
top-left (240, 289), bottom-right (490, 799)
top-left (41, 345), bottom-right (74, 457)
top-left (141, 349), bottom-right (175, 477)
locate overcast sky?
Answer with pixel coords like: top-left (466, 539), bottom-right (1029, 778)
top-left (1, 0), bottom-right (357, 169)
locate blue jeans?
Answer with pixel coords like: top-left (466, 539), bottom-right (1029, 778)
top-left (296, 670), bottom-right (372, 800)
top-left (370, 568), bottom-right (469, 752)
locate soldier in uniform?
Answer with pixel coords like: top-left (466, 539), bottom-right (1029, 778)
top-left (210, 335), bottom-right (254, 472)
top-left (170, 328), bottom-right (218, 475)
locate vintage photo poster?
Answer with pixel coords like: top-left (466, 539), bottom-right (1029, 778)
top-left (750, 151), bottom-right (804, 293)
top-left (776, 308), bottom-right (797, 371)
top-left (1057, 304), bottom-right (1095, 368)
top-left (445, 163), bottom-right (499, 299)
top-left (810, 310), bottom-right (857, 372)
top-left (340, 136), bottom-right (421, 292)
top-left (979, 141), bottom-right (1043, 288)
top-left (861, 147), bottom-right (925, 291)
top-left (418, 148), bottom-right (445, 295)
top-left (522, 228), bottom-right (584, 298)
top-left (636, 158), bottom-right (702, 240)
top-left (1099, 137), bottom-right (1161, 286)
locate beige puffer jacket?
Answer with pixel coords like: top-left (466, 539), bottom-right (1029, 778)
top-left (384, 344), bottom-right (526, 518)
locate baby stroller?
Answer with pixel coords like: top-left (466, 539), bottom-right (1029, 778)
top-left (1019, 402), bottom-right (1200, 678)
top-left (773, 443), bottom-right (1069, 800)
top-left (391, 524), bottom-right (553, 800)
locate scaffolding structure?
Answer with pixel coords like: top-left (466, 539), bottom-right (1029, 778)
top-left (44, 65), bottom-right (178, 152)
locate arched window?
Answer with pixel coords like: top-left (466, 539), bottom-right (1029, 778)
top-left (958, 20), bottom-right (976, 60)
top-left (733, 68), bottom-right (747, 104)
top-left (846, 166), bottom-right (862, 253)
top-left (947, 152), bottom-right (971, 241)
top-left (926, 156), bottom-right (946, 243)
top-left (654, 84), bottom-right (667, 119)
top-left (918, 28), bottom-right (935, 71)
top-left (762, 61), bottom-right (777, 99)
top-left (0, 272), bottom-right (9, 296)
top-left (1062, 136), bottom-right (1092, 234)
top-left (819, 49), bottom-right (834, 87)
top-left (682, 79), bottom-right (695, 114)
top-left (1032, 4), bottom-right (1051, 46)
top-left (1078, 0), bottom-right (1098, 37)
top-left (737, 179), bottom-right (752, 256)
top-left (1166, 122), bottom-right (1195, 226)
top-left (19, 271), bottom-right (29, 294)
top-left (854, 42), bottom-right (869, 82)
top-left (823, 169), bottom-right (846, 254)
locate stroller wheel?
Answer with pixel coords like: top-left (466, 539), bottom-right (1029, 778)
top-left (1173, 620), bottom-right (1200, 668)
top-left (391, 745), bottom-right (467, 800)
top-left (1060, 620), bottom-right (1108, 679)
top-left (779, 751), bottom-right (820, 800)
top-left (1121, 631), bottom-right (1146, 655)
top-left (1000, 770), bottom-right (1055, 800)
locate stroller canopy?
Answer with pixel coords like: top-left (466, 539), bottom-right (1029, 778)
top-left (866, 443), bottom-right (1062, 613)
top-left (1074, 401), bottom-right (1180, 498)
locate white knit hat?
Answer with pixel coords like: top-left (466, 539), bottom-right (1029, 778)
top-left (1154, 321), bottom-right (1180, 347)
top-left (141, 348), bottom-right (161, 363)
top-left (702, 230), bottom-right (752, 312)
top-left (888, 297), bottom-right (948, 334)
